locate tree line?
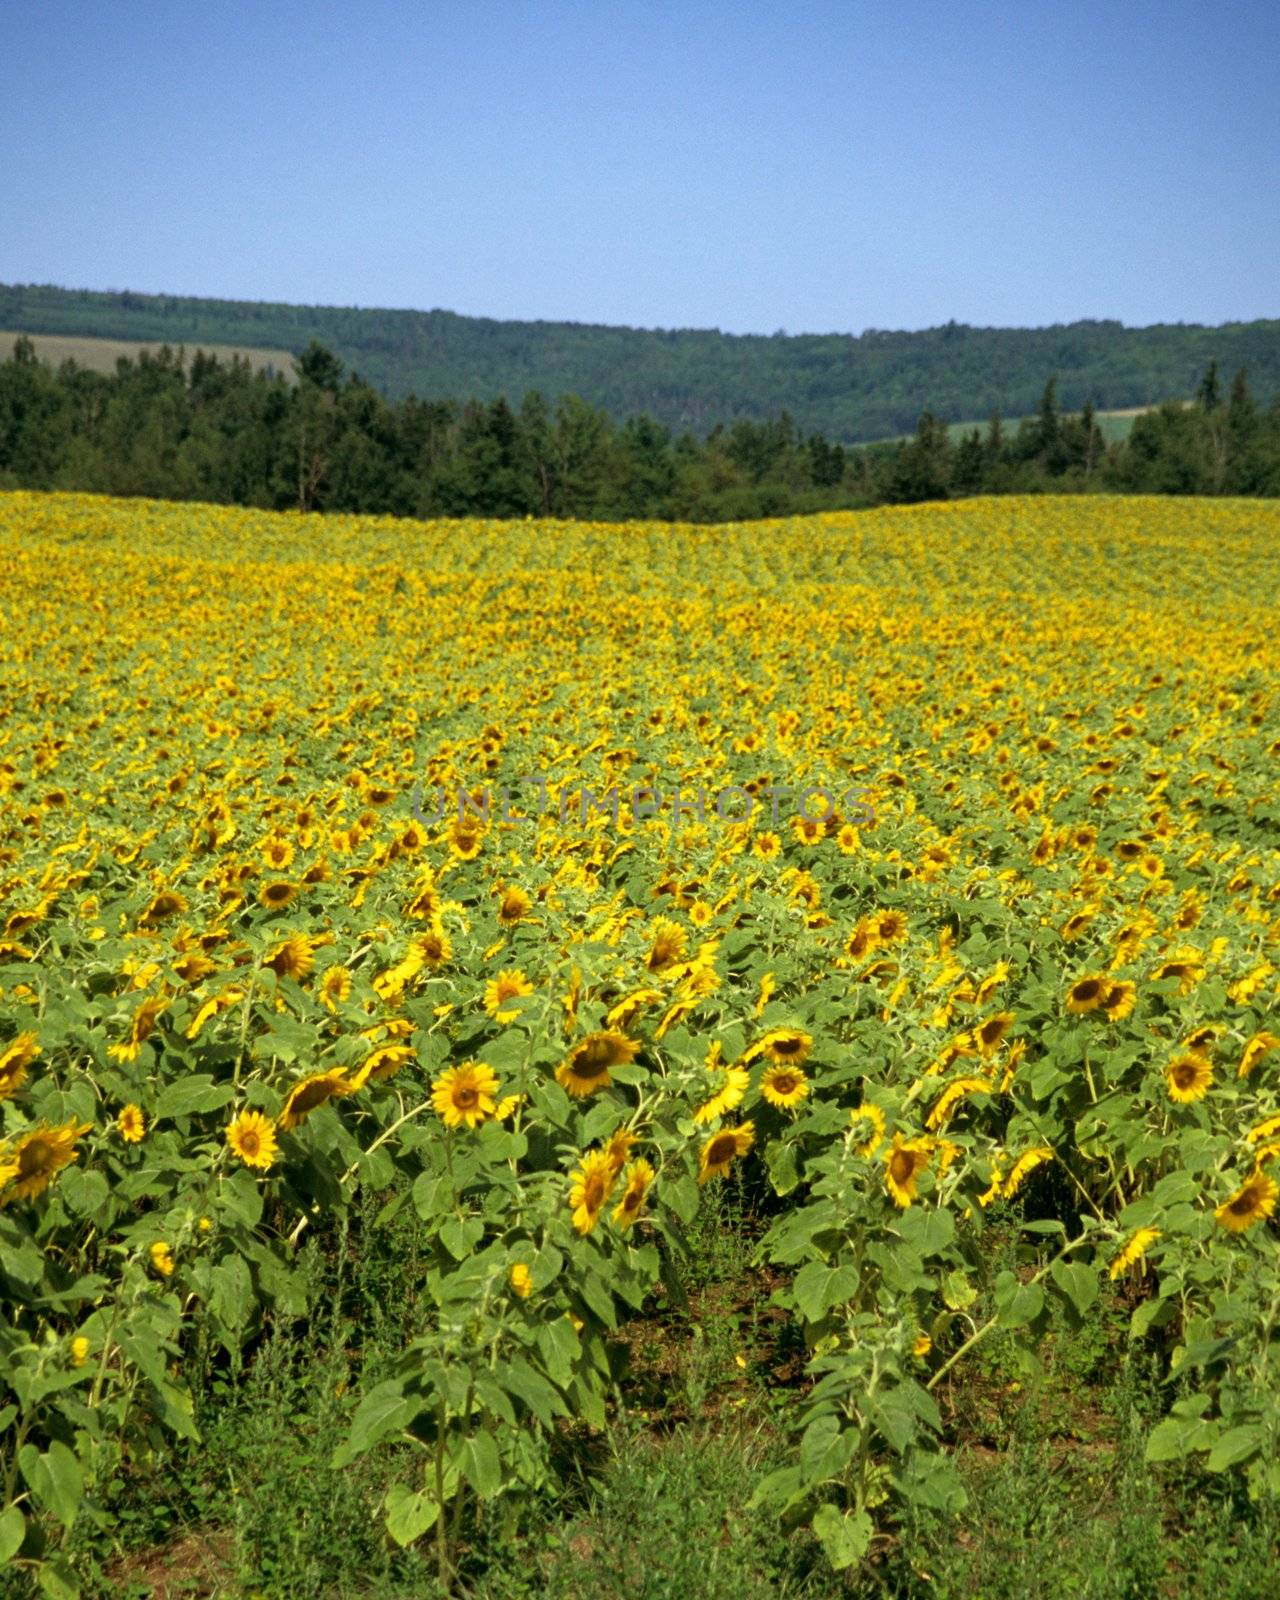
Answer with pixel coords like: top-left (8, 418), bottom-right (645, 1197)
top-left (1, 337), bottom-right (1277, 522)
top-left (5, 281), bottom-right (1279, 441)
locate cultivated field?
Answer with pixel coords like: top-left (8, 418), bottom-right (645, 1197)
top-left (0, 330), bottom-right (296, 380)
top-left (1, 491), bottom-right (1278, 1597)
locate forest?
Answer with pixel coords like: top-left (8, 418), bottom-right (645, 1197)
top-left (1, 334), bottom-right (1277, 522)
top-left (3, 279), bottom-right (1279, 441)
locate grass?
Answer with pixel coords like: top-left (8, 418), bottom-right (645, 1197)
top-left (25, 1184), bottom-right (1278, 1600)
top-left (0, 329), bottom-right (296, 380)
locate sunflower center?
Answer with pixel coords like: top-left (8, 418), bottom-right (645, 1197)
top-left (454, 1086), bottom-right (479, 1110)
top-left (773, 1073), bottom-right (799, 1094)
top-left (240, 1131), bottom-right (260, 1157)
top-left (19, 1140), bottom-right (54, 1177)
top-left (890, 1151), bottom-right (916, 1184)
top-left (706, 1135), bottom-right (736, 1166)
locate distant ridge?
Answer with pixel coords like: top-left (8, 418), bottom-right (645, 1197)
top-left (2, 281), bottom-right (1277, 441)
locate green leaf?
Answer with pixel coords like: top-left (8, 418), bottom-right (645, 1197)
top-left (439, 1215), bottom-right (484, 1260)
top-left (1050, 1259), bottom-right (1099, 1319)
top-left (792, 1261), bottom-right (859, 1324)
top-left (765, 1139), bottom-right (800, 1196)
top-left (1206, 1424), bottom-right (1263, 1472)
top-left (460, 1429), bottom-right (503, 1498)
top-left (994, 1271), bottom-right (1044, 1328)
top-left (332, 1381), bottom-right (419, 1468)
top-left (0, 1504), bottom-right (25, 1565)
top-left (155, 1075), bottom-right (235, 1118)
top-left (811, 1503), bottom-right (873, 1571)
top-left (384, 1484), bottom-right (440, 1545)
top-left (31, 1440), bottom-right (83, 1530)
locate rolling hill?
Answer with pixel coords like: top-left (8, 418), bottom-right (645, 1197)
top-left (2, 281), bottom-right (1275, 441)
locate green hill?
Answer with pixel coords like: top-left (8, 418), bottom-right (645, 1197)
top-left (2, 282), bottom-right (1275, 441)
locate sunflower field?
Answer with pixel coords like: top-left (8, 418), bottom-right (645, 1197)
top-left (2, 488), bottom-right (1279, 1595)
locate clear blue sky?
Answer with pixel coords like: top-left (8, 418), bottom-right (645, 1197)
top-left (3, 0), bottom-right (1277, 335)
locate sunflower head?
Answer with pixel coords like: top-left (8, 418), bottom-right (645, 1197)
top-left (279, 1069), bottom-right (355, 1130)
top-left (612, 1158), bottom-right (656, 1229)
top-left (431, 1062), bottom-right (500, 1129)
top-left (226, 1110), bottom-right (279, 1170)
top-left (761, 1064), bottom-right (809, 1109)
top-left (117, 1104), bottom-right (146, 1143)
top-left (884, 1134), bottom-right (932, 1207)
top-left (698, 1121), bottom-right (755, 1184)
top-left (1215, 1170), bottom-right (1278, 1234)
top-left (569, 1149), bottom-right (616, 1234)
top-left (556, 1032), bottom-right (639, 1098)
top-left (1165, 1053), bottom-right (1213, 1105)
top-left (1065, 974), bottom-right (1107, 1013)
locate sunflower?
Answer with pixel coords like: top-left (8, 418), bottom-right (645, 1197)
top-left (1003, 1145), bottom-right (1054, 1198)
top-left (1101, 980), bottom-right (1137, 1021)
top-left (0, 1031), bottom-right (39, 1099)
top-left (761, 1063), bottom-right (809, 1109)
top-left (753, 830), bottom-right (782, 860)
top-left (258, 880), bottom-right (298, 911)
top-left (263, 932), bottom-right (318, 981)
top-left (449, 818), bottom-right (484, 860)
top-left (844, 921), bottom-right (878, 961)
top-left (849, 1102), bottom-right (886, 1157)
top-left (149, 1241), bottom-right (175, 1277)
top-left (1108, 1226), bottom-right (1160, 1279)
top-left (556, 1031), bottom-right (638, 1098)
top-left (484, 968), bottom-right (534, 1022)
top-left (698, 1121), bottom-right (755, 1184)
top-left (1238, 1032), bottom-right (1280, 1080)
top-left (568, 1149), bottom-right (616, 1234)
top-left (0, 1119), bottom-right (92, 1202)
top-left (924, 1075), bottom-right (992, 1131)
top-left (261, 836), bottom-right (295, 870)
top-left (836, 823), bottom-right (861, 854)
top-left (226, 1111), bottom-right (278, 1169)
top-left (320, 967), bottom-right (352, 1011)
top-left (1165, 1053), bottom-right (1213, 1105)
top-left (612, 1158), bottom-right (656, 1229)
top-left (1065, 974), bottom-right (1108, 1014)
top-left (117, 1104), bottom-right (146, 1142)
top-left (141, 889), bottom-right (187, 924)
top-left (351, 1043), bottom-right (415, 1086)
top-left (279, 1069), bottom-right (356, 1130)
top-left (108, 994), bottom-right (169, 1064)
top-left (692, 1060), bottom-right (750, 1124)
top-left (186, 985), bottom-right (245, 1039)
top-left (1060, 906), bottom-right (1098, 940)
top-left (973, 1012), bottom-right (1015, 1056)
top-left (1215, 1170), bottom-right (1279, 1234)
top-left (509, 1262), bottom-right (534, 1298)
top-left (605, 987), bottom-right (662, 1028)
top-left (603, 1126), bottom-right (638, 1180)
top-left (431, 1062), bottom-right (499, 1128)
top-left (416, 927), bottom-right (452, 967)
top-left (884, 1134), bottom-right (933, 1208)
top-left (497, 885), bottom-right (533, 926)
top-left (646, 919), bottom-right (687, 973)
top-left (751, 1028), bottom-right (812, 1066)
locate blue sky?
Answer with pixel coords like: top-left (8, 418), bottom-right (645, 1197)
top-left (3, 0), bottom-right (1277, 334)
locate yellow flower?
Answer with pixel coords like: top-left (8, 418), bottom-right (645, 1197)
top-left (568, 1149), bottom-right (616, 1234)
top-left (1101, 980), bottom-right (1137, 1021)
top-left (849, 1102), bottom-right (886, 1158)
top-left (0, 1031), bottom-right (39, 1099)
top-left (509, 1262), bottom-right (533, 1298)
top-left (692, 1062), bottom-right (750, 1124)
top-left (257, 880), bottom-right (299, 910)
top-left (497, 886), bottom-right (533, 926)
top-left (972, 1012), bottom-right (1015, 1057)
top-left (108, 994), bottom-right (169, 1063)
top-left (320, 967), bottom-right (352, 1011)
top-left (924, 1076), bottom-right (992, 1131)
top-left (0, 1119), bottom-right (92, 1203)
top-left (556, 1031), bottom-right (638, 1098)
top-left (1238, 1032), bottom-right (1280, 1080)
top-left (117, 1104), bottom-right (146, 1142)
top-left (748, 1028), bottom-right (812, 1066)
top-left (1215, 1170), bottom-right (1278, 1234)
top-left (883, 1134), bottom-right (933, 1208)
top-left (761, 1063), bottom-right (809, 1109)
top-left (612, 1158), bottom-right (656, 1229)
top-left (149, 1241), bottom-right (175, 1277)
top-left (1065, 974), bottom-right (1108, 1014)
top-left (1108, 1227), bottom-right (1160, 1279)
top-left (1002, 1146), bottom-right (1053, 1199)
top-left (431, 1062), bottom-right (499, 1129)
top-left (225, 1110), bottom-right (278, 1170)
top-left (1165, 1053), bottom-right (1212, 1105)
top-left (278, 1069), bottom-right (356, 1130)
top-left (70, 1335), bottom-right (91, 1367)
top-left (698, 1121), bottom-right (755, 1184)
top-left (483, 968), bottom-right (534, 1022)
